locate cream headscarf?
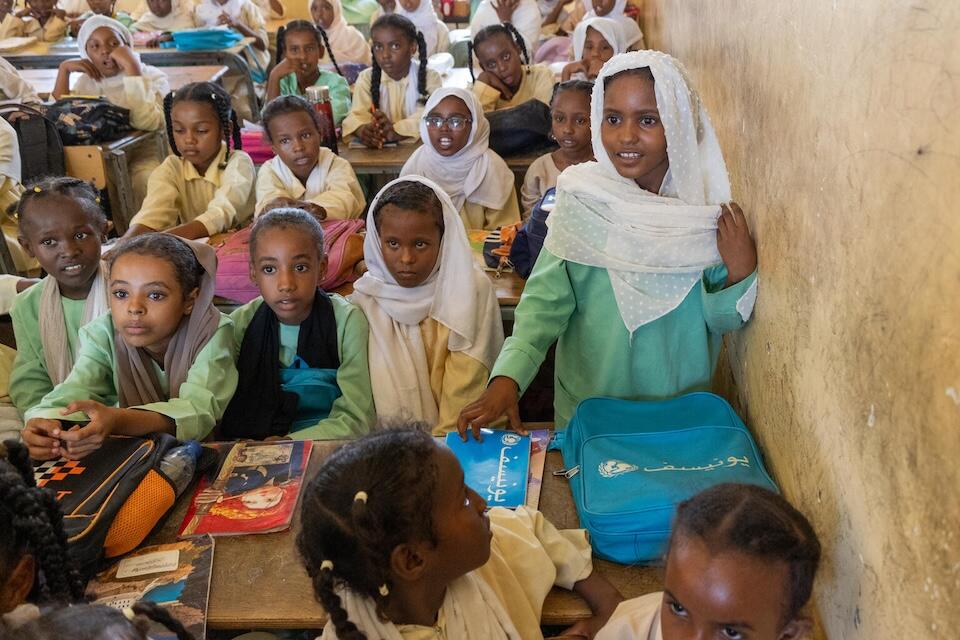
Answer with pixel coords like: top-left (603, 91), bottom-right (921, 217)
top-left (76, 16), bottom-right (168, 89)
top-left (113, 237), bottom-right (221, 407)
top-left (470, 0), bottom-right (542, 56)
top-left (39, 267), bottom-right (109, 385)
top-left (572, 16), bottom-right (625, 60)
top-left (546, 51), bottom-right (734, 334)
top-left (400, 87), bottom-right (514, 212)
top-left (195, 0), bottom-right (243, 25)
top-left (350, 176), bottom-right (504, 427)
top-left (580, 0), bottom-right (643, 48)
top-left (133, 0), bottom-right (196, 31)
top-left (321, 0), bottom-right (373, 64)
top-left (396, 0), bottom-right (443, 55)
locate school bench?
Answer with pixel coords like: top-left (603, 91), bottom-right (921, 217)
top-left (146, 433), bottom-right (663, 630)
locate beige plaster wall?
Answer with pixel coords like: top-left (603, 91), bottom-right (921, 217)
top-left (639, 1), bottom-right (960, 638)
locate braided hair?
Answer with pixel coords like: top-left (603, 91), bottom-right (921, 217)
top-left (550, 78), bottom-right (594, 107)
top-left (670, 483), bottom-right (822, 624)
top-left (277, 19), bottom-right (343, 78)
top-left (0, 440), bottom-right (85, 607)
top-left (163, 81), bottom-right (242, 169)
top-left (468, 22), bottom-right (530, 83)
top-left (297, 428), bottom-right (440, 640)
top-left (260, 94), bottom-right (327, 143)
top-left (371, 180), bottom-right (444, 234)
top-left (16, 176), bottom-right (106, 229)
top-left (369, 14), bottom-right (429, 111)
top-left (6, 601), bottom-right (195, 640)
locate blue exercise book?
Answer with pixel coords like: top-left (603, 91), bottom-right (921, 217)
top-left (445, 430), bottom-right (530, 509)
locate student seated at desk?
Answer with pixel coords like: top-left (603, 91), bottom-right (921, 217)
top-left (132, 0), bottom-right (196, 33)
top-left (310, 0), bottom-right (371, 66)
top-left (252, 0), bottom-right (282, 20)
top-left (400, 88), bottom-right (521, 230)
top-left (520, 79), bottom-right (594, 213)
top-left (597, 484), bottom-right (821, 640)
top-left (221, 209), bottom-right (375, 441)
top-left (0, 118), bottom-right (39, 276)
top-left (350, 178), bottom-right (504, 435)
top-left (567, 0), bottom-right (644, 51)
top-left (459, 52), bottom-right (759, 435)
top-left (562, 16), bottom-right (625, 81)
top-left (67, 0), bottom-right (135, 36)
top-left (14, 0), bottom-right (68, 42)
top-left (0, 440), bottom-right (86, 632)
top-left (369, 0), bottom-right (449, 56)
top-left (265, 20), bottom-right (351, 126)
top-left (256, 95), bottom-right (365, 220)
top-left (124, 81), bottom-right (256, 240)
top-left (470, 0), bottom-right (542, 59)
top-left (53, 17), bottom-right (170, 205)
top-left (298, 428), bottom-right (624, 639)
top-left (10, 179), bottom-right (110, 418)
top-left (0, 0), bottom-right (23, 39)
top-left (0, 56), bottom-right (41, 103)
top-left (341, 14), bottom-right (440, 147)
top-left (21, 234), bottom-right (238, 461)
top-left (470, 23), bottom-right (555, 112)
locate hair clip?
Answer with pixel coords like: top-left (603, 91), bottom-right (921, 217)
top-left (122, 607), bottom-right (136, 621)
top-left (32, 186), bottom-right (41, 193)
top-left (320, 560), bottom-right (334, 571)
top-left (378, 584), bottom-right (390, 597)
top-left (94, 196), bottom-right (101, 204)
top-left (354, 490), bottom-right (368, 504)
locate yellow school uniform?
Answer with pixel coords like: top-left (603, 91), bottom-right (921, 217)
top-left (520, 152), bottom-right (561, 213)
top-left (341, 65), bottom-right (442, 142)
top-left (130, 145), bottom-right (256, 234)
top-left (0, 276), bottom-right (20, 441)
top-left (473, 64), bottom-right (555, 111)
top-left (0, 56), bottom-right (40, 103)
top-left (21, 14), bottom-right (68, 41)
top-left (0, 13), bottom-right (24, 39)
top-left (254, 151), bottom-right (365, 219)
top-left (420, 317), bottom-right (490, 434)
top-left (459, 189), bottom-right (521, 231)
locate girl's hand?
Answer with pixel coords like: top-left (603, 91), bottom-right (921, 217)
top-left (457, 376), bottom-right (525, 441)
top-left (716, 202), bottom-right (757, 287)
top-left (110, 45), bottom-right (142, 76)
top-left (270, 56), bottom-right (298, 80)
top-left (22, 418), bottom-right (64, 461)
top-left (61, 57), bottom-right (102, 81)
top-left (561, 60), bottom-right (587, 82)
top-left (357, 122), bottom-right (384, 149)
top-left (15, 8), bottom-right (31, 18)
top-left (217, 11), bottom-right (235, 27)
top-left (51, 7), bottom-right (66, 18)
top-left (145, 32), bottom-right (173, 47)
top-left (476, 70), bottom-right (514, 101)
top-left (260, 196), bottom-right (297, 214)
top-left (291, 200), bottom-right (327, 221)
top-left (56, 400), bottom-right (119, 459)
top-left (493, 0), bottom-right (518, 22)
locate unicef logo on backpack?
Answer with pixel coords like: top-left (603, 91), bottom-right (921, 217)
top-left (501, 433), bottom-right (521, 446)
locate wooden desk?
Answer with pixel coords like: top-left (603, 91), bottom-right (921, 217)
top-left (19, 64), bottom-right (229, 99)
top-left (150, 438), bottom-right (661, 630)
top-left (340, 142), bottom-right (542, 180)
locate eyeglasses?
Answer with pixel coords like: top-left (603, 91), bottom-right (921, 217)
top-left (423, 115), bottom-right (472, 130)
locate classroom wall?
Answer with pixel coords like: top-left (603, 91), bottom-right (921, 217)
top-left (639, 1), bottom-right (960, 639)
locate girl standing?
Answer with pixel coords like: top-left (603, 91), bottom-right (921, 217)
top-left (126, 81), bottom-right (256, 240)
top-left (401, 88), bottom-right (520, 230)
top-left (22, 234), bottom-right (238, 460)
top-left (459, 51), bottom-right (759, 435)
top-left (341, 14), bottom-right (440, 147)
top-left (470, 23), bottom-right (555, 111)
top-left (350, 177), bottom-right (504, 434)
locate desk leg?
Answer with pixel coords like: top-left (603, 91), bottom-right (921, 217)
top-left (104, 148), bottom-right (135, 235)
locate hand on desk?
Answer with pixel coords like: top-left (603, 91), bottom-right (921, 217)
top-left (457, 376), bottom-right (526, 441)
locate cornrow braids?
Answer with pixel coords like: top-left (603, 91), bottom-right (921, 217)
top-left (0, 440), bottom-right (85, 607)
top-left (369, 14), bottom-right (420, 111)
top-left (249, 207), bottom-right (326, 262)
top-left (502, 22), bottom-right (530, 66)
top-left (296, 428), bottom-right (441, 639)
top-left (670, 483), bottom-right (822, 624)
top-left (550, 78), bottom-right (594, 107)
top-left (6, 601), bottom-right (197, 640)
top-left (17, 176), bottom-right (106, 229)
top-left (279, 20), bottom-right (344, 78)
top-left (316, 24), bottom-right (343, 77)
top-left (260, 94), bottom-right (326, 143)
top-left (163, 81), bottom-right (241, 167)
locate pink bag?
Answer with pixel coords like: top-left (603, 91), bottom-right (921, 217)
top-left (240, 130), bottom-right (275, 165)
top-left (215, 219), bottom-right (366, 304)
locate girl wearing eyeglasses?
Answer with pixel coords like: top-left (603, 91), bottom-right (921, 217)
top-left (400, 87), bottom-right (521, 230)
top-left (349, 176), bottom-right (505, 434)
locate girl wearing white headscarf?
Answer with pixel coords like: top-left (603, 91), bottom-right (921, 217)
top-left (350, 176), bottom-right (504, 434)
top-left (460, 51), bottom-right (759, 431)
top-left (311, 0), bottom-right (372, 65)
top-left (53, 16), bottom-right (169, 204)
top-left (560, 16), bottom-right (624, 80)
top-left (573, 0), bottom-right (643, 49)
top-left (132, 0), bottom-right (196, 31)
top-left (470, 0), bottom-right (541, 57)
top-left (394, 0), bottom-right (448, 55)
top-left (400, 87), bottom-right (520, 230)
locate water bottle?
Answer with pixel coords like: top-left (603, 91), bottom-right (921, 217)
top-left (306, 85), bottom-right (339, 155)
top-left (159, 440), bottom-right (203, 497)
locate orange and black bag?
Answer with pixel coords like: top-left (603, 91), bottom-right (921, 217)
top-left (32, 434), bottom-right (179, 574)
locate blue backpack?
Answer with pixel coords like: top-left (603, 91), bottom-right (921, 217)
top-left (509, 187), bottom-right (555, 278)
top-left (558, 393), bottom-right (778, 564)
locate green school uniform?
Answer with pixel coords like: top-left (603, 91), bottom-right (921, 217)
top-left (25, 313), bottom-right (238, 441)
top-left (229, 294), bottom-right (375, 439)
top-left (9, 282), bottom-right (87, 416)
top-left (278, 69), bottom-right (352, 126)
top-left (490, 250), bottom-right (758, 428)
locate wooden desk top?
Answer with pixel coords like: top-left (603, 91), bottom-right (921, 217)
top-left (20, 64), bottom-right (229, 99)
top-left (2, 36), bottom-right (253, 58)
top-left (150, 438), bottom-right (661, 630)
top-left (340, 141), bottom-right (542, 177)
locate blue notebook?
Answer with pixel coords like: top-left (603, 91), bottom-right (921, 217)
top-left (445, 430), bottom-right (530, 509)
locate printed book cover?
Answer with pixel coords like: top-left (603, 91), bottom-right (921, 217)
top-left (445, 429), bottom-right (530, 509)
top-left (524, 429), bottom-right (550, 510)
top-left (86, 536), bottom-right (214, 640)
top-left (178, 440), bottom-right (312, 537)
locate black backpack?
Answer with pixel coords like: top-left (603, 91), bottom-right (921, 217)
top-left (0, 102), bottom-right (66, 182)
top-left (40, 97), bottom-right (133, 146)
top-left (487, 99), bottom-right (557, 157)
